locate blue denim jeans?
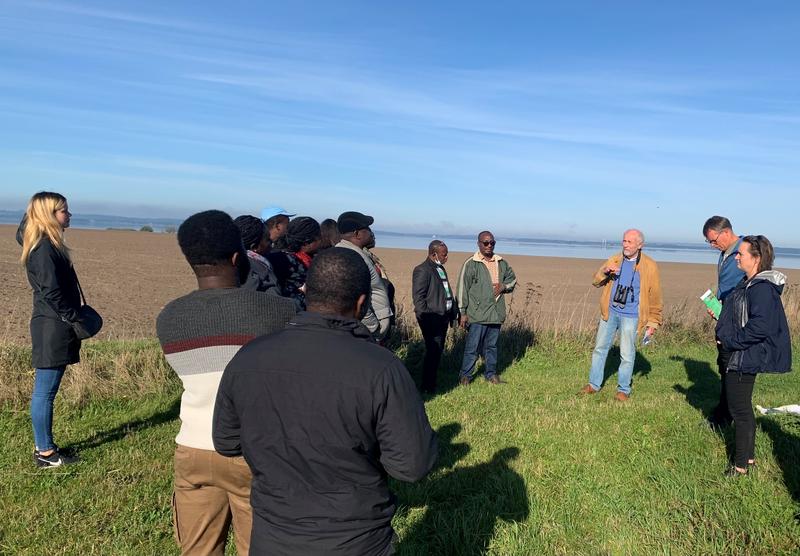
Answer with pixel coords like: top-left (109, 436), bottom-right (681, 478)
top-left (31, 366), bottom-right (66, 451)
top-left (588, 313), bottom-right (638, 394)
top-left (459, 323), bottom-right (501, 379)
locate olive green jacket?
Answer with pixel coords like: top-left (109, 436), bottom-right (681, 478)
top-left (456, 252), bottom-right (517, 325)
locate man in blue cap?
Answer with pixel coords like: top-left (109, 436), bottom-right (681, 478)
top-left (260, 205), bottom-right (295, 244)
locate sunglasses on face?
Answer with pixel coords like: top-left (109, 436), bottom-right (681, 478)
top-left (481, 240), bottom-right (496, 246)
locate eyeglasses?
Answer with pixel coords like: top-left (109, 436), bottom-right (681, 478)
top-left (481, 240), bottom-right (496, 246)
top-left (705, 232), bottom-right (721, 245)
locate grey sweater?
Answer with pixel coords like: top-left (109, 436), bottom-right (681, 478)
top-left (156, 287), bottom-right (296, 450)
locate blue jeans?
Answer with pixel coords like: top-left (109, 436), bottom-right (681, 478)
top-left (460, 323), bottom-right (501, 379)
top-left (31, 366), bottom-right (66, 451)
top-left (588, 313), bottom-right (638, 394)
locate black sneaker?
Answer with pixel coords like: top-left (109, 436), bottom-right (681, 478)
top-left (33, 449), bottom-right (80, 468)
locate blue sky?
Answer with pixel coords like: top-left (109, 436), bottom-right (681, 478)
top-left (1, 1), bottom-right (799, 244)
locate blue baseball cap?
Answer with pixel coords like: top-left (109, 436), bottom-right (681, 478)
top-left (260, 205), bottom-right (296, 221)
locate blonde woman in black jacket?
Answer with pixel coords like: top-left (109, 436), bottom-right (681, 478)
top-left (19, 192), bottom-right (82, 468)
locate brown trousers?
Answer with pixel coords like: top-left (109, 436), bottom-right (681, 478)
top-left (172, 445), bottom-right (252, 556)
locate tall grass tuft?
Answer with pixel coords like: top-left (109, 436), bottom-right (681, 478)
top-left (0, 340), bottom-right (179, 409)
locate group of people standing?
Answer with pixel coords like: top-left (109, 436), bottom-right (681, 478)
top-left (576, 218), bottom-right (791, 479)
top-left (411, 231), bottom-right (518, 393)
top-left (17, 189), bottom-right (792, 553)
top-left (235, 207), bottom-right (396, 342)
top-left (159, 210), bottom-right (433, 555)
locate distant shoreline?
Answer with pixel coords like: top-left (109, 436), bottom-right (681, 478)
top-left (3, 223), bottom-right (800, 269)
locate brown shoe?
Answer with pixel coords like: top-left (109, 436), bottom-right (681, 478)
top-left (459, 376), bottom-right (471, 387)
top-left (615, 391), bottom-right (630, 402)
top-left (579, 385), bottom-right (597, 395)
top-left (486, 375), bottom-right (506, 385)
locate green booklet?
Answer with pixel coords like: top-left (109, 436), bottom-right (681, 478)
top-left (700, 289), bottom-right (722, 319)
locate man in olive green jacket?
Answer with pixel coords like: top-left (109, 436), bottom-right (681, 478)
top-left (456, 231), bottom-right (517, 386)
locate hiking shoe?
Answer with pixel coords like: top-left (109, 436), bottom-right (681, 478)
top-left (614, 392), bottom-right (630, 402)
top-left (579, 385), bottom-right (597, 395)
top-left (486, 376), bottom-right (506, 385)
top-left (459, 376), bottom-right (471, 387)
top-left (34, 449), bottom-right (80, 468)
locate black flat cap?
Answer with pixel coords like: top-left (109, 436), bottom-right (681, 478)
top-left (337, 211), bottom-right (374, 234)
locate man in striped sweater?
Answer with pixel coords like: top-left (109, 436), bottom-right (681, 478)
top-left (157, 210), bottom-right (296, 556)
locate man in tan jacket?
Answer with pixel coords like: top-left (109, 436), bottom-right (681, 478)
top-left (580, 229), bottom-right (663, 401)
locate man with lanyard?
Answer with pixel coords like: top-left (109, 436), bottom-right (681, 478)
top-left (702, 216), bottom-right (745, 429)
top-left (580, 229), bottom-right (663, 401)
top-left (412, 240), bottom-right (459, 394)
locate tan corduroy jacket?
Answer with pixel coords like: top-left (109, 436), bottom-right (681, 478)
top-left (592, 251), bottom-right (663, 333)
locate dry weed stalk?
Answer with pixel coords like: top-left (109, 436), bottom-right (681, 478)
top-left (1, 285), bottom-right (797, 410)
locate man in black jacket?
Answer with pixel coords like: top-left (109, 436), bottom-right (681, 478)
top-left (412, 240), bottom-right (458, 394)
top-left (213, 247), bottom-right (438, 556)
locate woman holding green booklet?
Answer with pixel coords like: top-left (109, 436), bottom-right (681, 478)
top-left (715, 235), bottom-right (792, 477)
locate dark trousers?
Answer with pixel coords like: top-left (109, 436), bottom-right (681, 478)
top-left (725, 371), bottom-right (757, 468)
top-left (417, 313), bottom-right (449, 393)
top-left (710, 343), bottom-right (733, 426)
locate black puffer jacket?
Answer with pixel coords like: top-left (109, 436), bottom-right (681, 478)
top-left (25, 237), bottom-right (82, 368)
top-left (716, 271), bottom-right (792, 374)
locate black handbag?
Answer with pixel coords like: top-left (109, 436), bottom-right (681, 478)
top-left (37, 274), bottom-right (104, 340)
top-left (71, 279), bottom-right (103, 340)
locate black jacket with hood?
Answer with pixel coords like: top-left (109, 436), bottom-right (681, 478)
top-left (213, 311), bottom-right (438, 556)
top-left (716, 271), bottom-right (792, 374)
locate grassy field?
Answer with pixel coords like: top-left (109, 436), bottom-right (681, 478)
top-left (2, 334), bottom-right (799, 555)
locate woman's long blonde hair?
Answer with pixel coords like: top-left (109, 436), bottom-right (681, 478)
top-left (20, 191), bottom-right (70, 265)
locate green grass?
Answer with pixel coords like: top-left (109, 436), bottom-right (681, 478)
top-left (2, 339), bottom-right (799, 555)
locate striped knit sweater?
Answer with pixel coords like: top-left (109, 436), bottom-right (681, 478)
top-left (156, 287), bottom-right (296, 450)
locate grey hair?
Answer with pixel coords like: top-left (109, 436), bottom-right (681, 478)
top-left (702, 216), bottom-right (733, 236)
top-left (624, 228), bottom-right (645, 244)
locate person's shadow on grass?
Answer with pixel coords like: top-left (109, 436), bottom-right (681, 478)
top-left (65, 397), bottom-right (180, 452)
top-left (393, 423), bottom-right (529, 555)
top-left (758, 415), bottom-right (800, 519)
top-left (670, 356), bottom-right (721, 418)
top-left (401, 325), bottom-right (536, 400)
top-left (670, 356), bottom-right (734, 461)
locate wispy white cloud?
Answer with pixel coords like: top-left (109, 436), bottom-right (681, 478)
top-left (16, 0), bottom-right (205, 31)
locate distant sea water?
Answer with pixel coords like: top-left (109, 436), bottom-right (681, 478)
top-left (0, 211), bottom-right (184, 234)
top-left (376, 232), bottom-right (800, 270)
top-left (3, 211), bottom-right (800, 269)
